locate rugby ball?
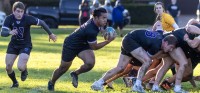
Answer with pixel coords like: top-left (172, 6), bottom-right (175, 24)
top-left (104, 27), bottom-right (116, 40)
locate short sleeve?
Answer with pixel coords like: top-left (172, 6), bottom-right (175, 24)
top-left (86, 30), bottom-right (97, 43)
top-left (164, 14), bottom-right (175, 26)
top-left (27, 15), bottom-right (39, 25)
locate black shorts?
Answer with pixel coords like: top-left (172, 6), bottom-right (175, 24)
top-left (189, 51), bottom-right (200, 69)
top-left (113, 21), bottom-right (123, 30)
top-left (62, 44), bottom-right (91, 62)
top-left (6, 42), bottom-right (32, 55)
top-left (121, 47), bottom-right (142, 67)
top-left (122, 36), bottom-right (140, 53)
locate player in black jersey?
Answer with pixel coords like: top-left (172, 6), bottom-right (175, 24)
top-left (151, 19), bottom-right (200, 92)
top-left (153, 19), bottom-right (200, 92)
top-left (91, 29), bottom-right (177, 92)
top-left (0, 1), bottom-right (57, 88)
top-left (47, 7), bottom-right (116, 91)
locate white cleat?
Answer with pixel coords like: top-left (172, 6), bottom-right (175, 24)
top-left (151, 87), bottom-right (163, 92)
top-left (132, 84), bottom-right (145, 93)
top-left (174, 89), bottom-right (188, 93)
top-left (91, 81), bottom-right (104, 91)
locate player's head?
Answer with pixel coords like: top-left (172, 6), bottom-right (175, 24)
top-left (154, 2), bottom-right (165, 15)
top-left (12, 1), bottom-right (25, 20)
top-left (92, 7), bottom-right (107, 27)
top-left (162, 35), bottom-right (178, 52)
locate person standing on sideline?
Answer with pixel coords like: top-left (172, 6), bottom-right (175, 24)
top-left (79, 0), bottom-right (90, 26)
top-left (112, 0), bottom-right (124, 37)
top-left (167, 0), bottom-right (181, 24)
top-left (47, 7), bottom-right (116, 91)
top-left (0, 1), bottom-right (57, 88)
top-left (103, 0), bottom-right (113, 26)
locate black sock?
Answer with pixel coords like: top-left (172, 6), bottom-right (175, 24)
top-left (21, 69), bottom-right (27, 74)
top-left (8, 71), bottom-right (18, 84)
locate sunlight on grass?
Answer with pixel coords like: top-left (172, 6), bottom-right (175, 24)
top-left (0, 26), bottom-right (200, 92)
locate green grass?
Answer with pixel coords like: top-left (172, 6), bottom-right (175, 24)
top-left (0, 25), bottom-right (200, 93)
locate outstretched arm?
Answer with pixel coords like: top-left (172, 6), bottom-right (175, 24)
top-left (38, 20), bottom-right (57, 42)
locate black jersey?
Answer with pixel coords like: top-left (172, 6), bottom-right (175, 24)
top-left (165, 28), bottom-right (191, 57)
top-left (125, 30), bottom-right (163, 55)
top-left (64, 19), bottom-right (100, 49)
top-left (2, 14), bottom-right (39, 45)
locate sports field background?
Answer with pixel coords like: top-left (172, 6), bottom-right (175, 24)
top-left (0, 25), bottom-right (200, 93)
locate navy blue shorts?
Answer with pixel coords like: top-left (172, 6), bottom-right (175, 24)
top-left (121, 47), bottom-right (142, 66)
top-left (62, 43), bottom-right (91, 62)
top-left (6, 42), bottom-right (32, 55)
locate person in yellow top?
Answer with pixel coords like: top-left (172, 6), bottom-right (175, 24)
top-left (153, 2), bottom-right (179, 32)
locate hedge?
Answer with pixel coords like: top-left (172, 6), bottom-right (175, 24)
top-left (124, 4), bottom-right (156, 25)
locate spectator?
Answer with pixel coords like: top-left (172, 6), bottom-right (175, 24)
top-left (90, 0), bottom-right (100, 16)
top-left (112, 0), bottom-right (124, 37)
top-left (167, 0), bottom-right (181, 24)
top-left (103, 0), bottom-right (113, 26)
top-left (79, 0), bottom-right (90, 25)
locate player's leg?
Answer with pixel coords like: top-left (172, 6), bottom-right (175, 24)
top-left (6, 54), bottom-right (18, 88)
top-left (17, 47), bottom-right (32, 81)
top-left (71, 49), bottom-right (95, 88)
top-left (48, 47), bottom-right (76, 91)
top-left (130, 47), bottom-right (152, 92)
top-left (17, 53), bottom-right (29, 81)
top-left (91, 54), bottom-right (132, 91)
top-left (168, 47), bottom-right (188, 92)
top-left (142, 60), bottom-right (163, 83)
top-left (6, 44), bottom-right (19, 88)
top-left (104, 63), bottom-right (134, 89)
top-left (152, 56), bottom-right (174, 91)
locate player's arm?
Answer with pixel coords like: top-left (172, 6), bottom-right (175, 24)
top-left (1, 16), bottom-right (18, 37)
top-left (186, 25), bottom-right (200, 34)
top-left (89, 40), bottom-right (111, 50)
top-left (186, 18), bottom-right (200, 26)
top-left (169, 47), bottom-right (188, 85)
top-left (38, 19), bottom-right (57, 42)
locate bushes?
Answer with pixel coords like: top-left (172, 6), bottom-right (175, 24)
top-left (124, 4), bottom-right (156, 25)
top-left (10, 0), bottom-right (60, 6)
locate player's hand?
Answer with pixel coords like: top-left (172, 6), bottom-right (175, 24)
top-left (9, 29), bottom-right (18, 35)
top-left (49, 33), bottom-right (57, 42)
top-left (183, 34), bottom-right (189, 41)
top-left (107, 32), bottom-right (117, 42)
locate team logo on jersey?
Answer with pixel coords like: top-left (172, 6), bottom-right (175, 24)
top-left (24, 48), bottom-right (29, 52)
top-left (145, 31), bottom-right (161, 38)
top-left (16, 21), bottom-right (20, 24)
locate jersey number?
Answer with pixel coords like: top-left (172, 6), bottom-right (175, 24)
top-left (13, 27), bottom-right (24, 38)
top-left (145, 31), bottom-right (159, 38)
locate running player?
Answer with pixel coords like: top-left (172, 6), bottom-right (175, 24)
top-left (47, 7), bottom-right (116, 91)
top-left (0, 1), bottom-right (57, 88)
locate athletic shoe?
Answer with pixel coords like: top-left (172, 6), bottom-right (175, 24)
top-left (106, 82), bottom-right (114, 89)
top-left (91, 81), bottom-right (104, 91)
top-left (174, 89), bottom-right (188, 93)
top-left (48, 80), bottom-right (54, 91)
top-left (10, 82), bottom-right (19, 88)
top-left (70, 72), bottom-right (78, 88)
top-left (160, 79), bottom-right (174, 90)
top-left (145, 82), bottom-right (153, 90)
top-left (132, 84), bottom-right (145, 93)
top-left (151, 87), bottom-right (163, 92)
top-left (122, 77), bottom-right (130, 87)
top-left (21, 70), bottom-right (28, 81)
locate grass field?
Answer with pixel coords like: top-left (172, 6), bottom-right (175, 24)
top-left (0, 25), bottom-right (200, 93)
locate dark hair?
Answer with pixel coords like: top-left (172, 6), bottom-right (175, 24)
top-left (163, 35), bottom-right (178, 46)
top-left (92, 7), bottom-right (107, 17)
top-left (12, 1), bottom-right (25, 11)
